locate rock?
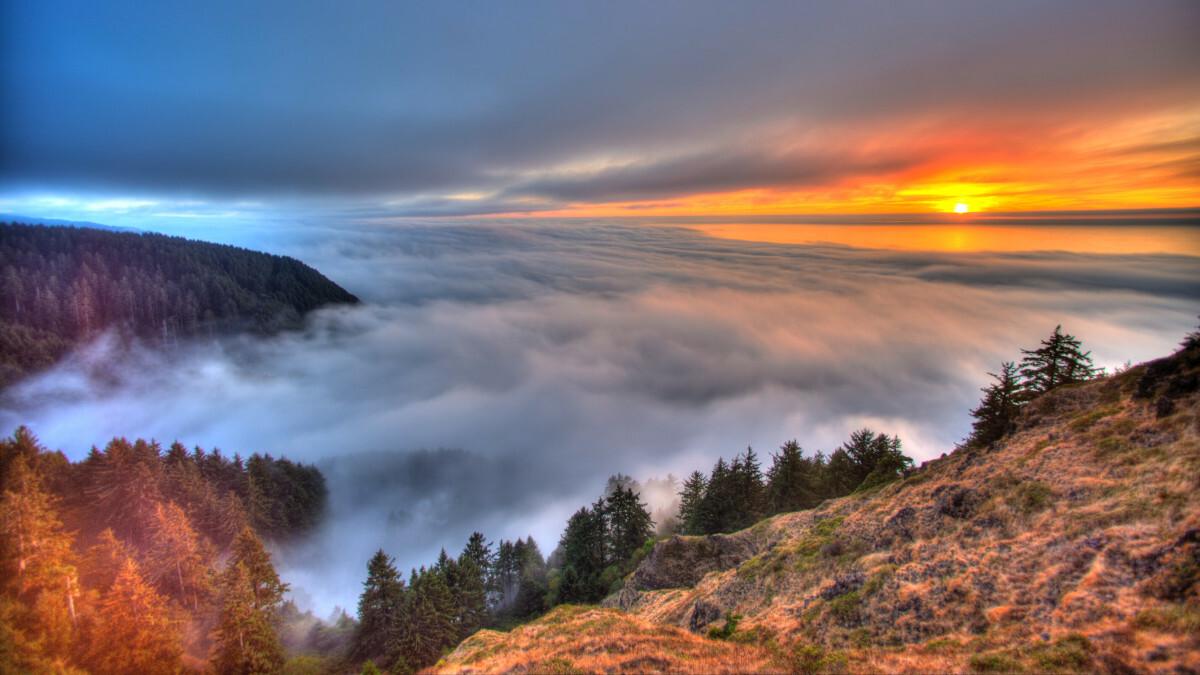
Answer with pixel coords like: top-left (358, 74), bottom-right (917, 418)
top-left (820, 570), bottom-right (865, 600)
top-left (883, 506), bottom-right (917, 543)
top-left (934, 483), bottom-right (981, 519)
top-left (687, 600), bottom-right (721, 632)
top-left (627, 534), bottom-right (757, 591)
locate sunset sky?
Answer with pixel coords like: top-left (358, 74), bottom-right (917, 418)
top-left (2, 0), bottom-right (1198, 223)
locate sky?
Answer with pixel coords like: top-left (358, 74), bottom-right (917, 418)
top-left (1, 1), bottom-right (1199, 615)
top-left (2, 0), bottom-right (1199, 220)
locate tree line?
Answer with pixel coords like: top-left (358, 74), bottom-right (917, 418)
top-left (0, 222), bottom-right (359, 386)
top-left (966, 325), bottom-right (1101, 448)
top-left (0, 427), bottom-right (325, 673)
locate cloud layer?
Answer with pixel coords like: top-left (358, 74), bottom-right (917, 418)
top-left (1, 222), bottom-right (1196, 612)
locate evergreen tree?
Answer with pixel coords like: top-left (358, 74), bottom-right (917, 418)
top-left (766, 440), bottom-right (821, 514)
top-left (605, 486), bottom-right (654, 564)
top-left (1019, 325), bottom-right (1100, 396)
top-left (86, 558), bottom-right (183, 675)
top-left (146, 501), bottom-right (212, 610)
top-left (453, 540), bottom-right (489, 638)
top-left (211, 561), bottom-right (285, 675)
top-left (968, 362), bottom-right (1023, 447)
top-left (397, 567), bottom-right (457, 669)
top-left (730, 447), bottom-right (765, 528)
top-left (556, 505), bottom-right (608, 603)
top-left (229, 526), bottom-right (288, 612)
top-left (354, 550), bottom-right (405, 664)
top-left (677, 471), bottom-right (708, 535)
top-left (0, 455), bottom-right (79, 655)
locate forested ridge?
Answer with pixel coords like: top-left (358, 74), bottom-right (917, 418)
top-left (0, 222), bottom-right (359, 386)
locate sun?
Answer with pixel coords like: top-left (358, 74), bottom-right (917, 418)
top-left (953, 202), bottom-right (970, 214)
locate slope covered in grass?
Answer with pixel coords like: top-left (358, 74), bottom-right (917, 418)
top-left (434, 341), bottom-right (1200, 674)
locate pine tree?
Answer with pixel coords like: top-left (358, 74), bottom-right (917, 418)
top-left (229, 526), bottom-right (287, 612)
top-left (454, 539), bottom-right (489, 638)
top-left (1019, 325), bottom-right (1100, 396)
top-left (211, 561), bottom-right (285, 674)
top-left (0, 455), bottom-right (79, 655)
top-left (146, 501), bottom-right (212, 611)
top-left (556, 505), bottom-right (608, 603)
top-left (86, 557), bottom-right (183, 675)
top-left (81, 528), bottom-right (133, 593)
top-left (397, 567), bottom-right (457, 669)
top-left (354, 550), bottom-right (405, 663)
top-left (968, 362), bottom-right (1023, 447)
top-left (605, 486), bottom-right (654, 565)
top-left (677, 471), bottom-right (708, 535)
top-left (731, 447), bottom-right (765, 528)
top-left (766, 440), bottom-right (821, 515)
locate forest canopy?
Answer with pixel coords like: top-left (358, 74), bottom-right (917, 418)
top-left (0, 222), bottom-right (359, 386)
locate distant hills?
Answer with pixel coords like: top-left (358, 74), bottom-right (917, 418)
top-left (0, 221), bottom-right (359, 386)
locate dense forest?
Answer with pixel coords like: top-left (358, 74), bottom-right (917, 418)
top-left (0, 428), bottom-right (326, 672)
top-left (0, 222), bottom-right (359, 386)
top-left (0, 326), bottom-right (1113, 673)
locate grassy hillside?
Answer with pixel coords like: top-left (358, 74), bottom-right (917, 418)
top-left (432, 341), bottom-right (1200, 674)
top-left (0, 222), bottom-right (359, 386)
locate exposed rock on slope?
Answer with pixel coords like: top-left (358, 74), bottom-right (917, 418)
top-left (435, 343), bottom-right (1200, 674)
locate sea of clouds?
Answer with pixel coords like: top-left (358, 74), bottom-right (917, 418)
top-left (2, 220), bottom-right (1196, 613)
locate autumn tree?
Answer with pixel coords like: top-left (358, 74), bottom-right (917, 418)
top-left (0, 455), bottom-right (79, 657)
top-left (85, 557), bottom-right (183, 675)
top-left (146, 501), bottom-right (212, 610)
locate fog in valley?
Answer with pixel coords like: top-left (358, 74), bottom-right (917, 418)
top-left (2, 220), bottom-right (1196, 614)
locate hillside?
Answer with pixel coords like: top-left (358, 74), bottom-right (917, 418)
top-left (0, 222), bottom-right (359, 386)
top-left (432, 341), bottom-right (1200, 673)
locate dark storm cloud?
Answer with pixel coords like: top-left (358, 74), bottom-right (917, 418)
top-left (2, 222), bottom-right (1196, 612)
top-left (2, 1), bottom-right (1198, 205)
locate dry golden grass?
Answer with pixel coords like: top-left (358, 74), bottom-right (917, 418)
top-left (428, 605), bottom-right (783, 674)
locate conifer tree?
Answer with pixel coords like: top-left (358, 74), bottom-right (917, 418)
top-left (398, 567), bottom-right (457, 669)
top-left (146, 501), bottom-right (212, 610)
top-left (229, 526), bottom-right (288, 612)
top-left (211, 561), bottom-right (285, 674)
top-left (81, 528), bottom-right (133, 593)
top-left (605, 486), bottom-right (654, 564)
top-left (766, 440), bottom-right (821, 514)
top-left (0, 455), bottom-right (79, 654)
top-left (1019, 325), bottom-right (1100, 396)
top-left (556, 505), bottom-right (608, 603)
top-left (968, 362), bottom-right (1023, 447)
top-left (677, 471), bottom-right (708, 535)
top-left (86, 557), bottom-right (183, 675)
top-left (354, 550), bottom-right (405, 663)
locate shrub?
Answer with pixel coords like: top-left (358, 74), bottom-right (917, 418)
top-left (1011, 481), bottom-right (1053, 514)
top-left (788, 644), bottom-right (847, 675)
top-left (969, 651), bottom-right (1023, 673)
top-left (1028, 633), bottom-right (1091, 671)
top-left (827, 591), bottom-right (862, 626)
top-left (707, 613), bottom-right (742, 640)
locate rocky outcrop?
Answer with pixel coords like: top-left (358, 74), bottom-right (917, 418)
top-left (626, 532), bottom-right (759, 591)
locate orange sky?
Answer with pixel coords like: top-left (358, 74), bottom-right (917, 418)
top-left (503, 107), bottom-right (1200, 218)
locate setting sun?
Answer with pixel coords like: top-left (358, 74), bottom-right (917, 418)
top-left (954, 202), bottom-right (970, 214)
